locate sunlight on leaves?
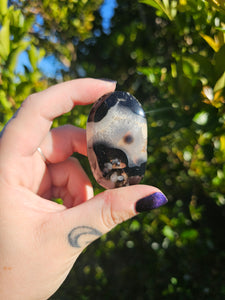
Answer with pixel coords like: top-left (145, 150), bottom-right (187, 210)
top-left (140, 0), bottom-right (177, 20)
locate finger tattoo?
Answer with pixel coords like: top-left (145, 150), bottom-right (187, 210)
top-left (68, 226), bottom-right (102, 248)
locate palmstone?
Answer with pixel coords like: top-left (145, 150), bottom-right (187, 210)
top-left (87, 91), bottom-right (147, 189)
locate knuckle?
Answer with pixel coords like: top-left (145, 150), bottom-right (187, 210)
top-left (101, 191), bottom-right (116, 229)
top-left (22, 93), bottom-right (38, 108)
top-left (101, 191), bottom-right (132, 230)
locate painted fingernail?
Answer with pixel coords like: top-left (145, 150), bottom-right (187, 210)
top-left (99, 78), bottom-right (117, 84)
top-left (135, 192), bottom-right (168, 213)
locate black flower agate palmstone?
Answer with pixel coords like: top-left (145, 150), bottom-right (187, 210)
top-left (86, 91), bottom-right (148, 189)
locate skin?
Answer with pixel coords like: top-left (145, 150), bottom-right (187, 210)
top-left (0, 78), bottom-right (163, 300)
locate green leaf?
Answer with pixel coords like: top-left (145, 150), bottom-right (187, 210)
top-left (38, 48), bottom-right (46, 62)
top-left (15, 82), bottom-right (33, 99)
top-left (137, 66), bottom-right (152, 76)
top-left (0, 0), bottom-right (7, 16)
top-left (140, 0), bottom-right (162, 11)
top-left (129, 220), bottom-right (141, 231)
top-left (0, 90), bottom-right (11, 109)
top-left (28, 44), bottom-right (38, 71)
top-left (214, 44), bottom-right (225, 77)
top-left (207, 0), bottom-right (225, 15)
top-left (215, 27), bottom-right (225, 33)
top-left (6, 41), bottom-right (30, 73)
top-left (180, 229), bottom-right (198, 242)
top-left (162, 225), bottom-right (175, 241)
top-left (0, 17), bottom-right (10, 60)
top-left (30, 70), bottom-right (42, 82)
top-left (200, 33), bottom-right (220, 52)
top-left (28, 46), bottom-right (46, 72)
top-left (9, 9), bottom-right (24, 28)
top-left (139, 0), bottom-right (176, 21)
top-left (214, 71), bottom-right (225, 92)
top-left (181, 56), bottom-right (200, 79)
top-left (191, 53), bottom-right (214, 79)
top-left (193, 111), bottom-right (209, 126)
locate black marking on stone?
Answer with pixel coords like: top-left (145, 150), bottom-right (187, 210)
top-left (116, 91), bottom-right (145, 118)
top-left (93, 142), bottom-right (146, 187)
top-left (93, 143), bottom-right (128, 174)
top-left (106, 92), bottom-right (118, 108)
top-left (93, 92), bottom-right (117, 122)
top-left (127, 162), bottom-right (146, 177)
top-left (88, 91), bottom-right (145, 123)
top-left (93, 96), bottom-right (110, 122)
top-left (87, 93), bottom-right (111, 122)
top-left (94, 101), bottom-right (108, 122)
top-left (68, 226), bottom-right (102, 248)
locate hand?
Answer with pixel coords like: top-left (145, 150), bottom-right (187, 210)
top-left (0, 78), bottom-right (167, 300)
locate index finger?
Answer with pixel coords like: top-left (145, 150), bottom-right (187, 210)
top-left (1, 78), bottom-right (116, 157)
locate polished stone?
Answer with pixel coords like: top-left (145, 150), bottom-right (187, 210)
top-left (87, 91), bottom-right (147, 189)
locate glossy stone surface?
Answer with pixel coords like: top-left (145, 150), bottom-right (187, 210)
top-left (87, 91), bottom-right (147, 189)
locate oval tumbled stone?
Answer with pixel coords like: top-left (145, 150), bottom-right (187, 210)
top-left (86, 91), bottom-right (147, 189)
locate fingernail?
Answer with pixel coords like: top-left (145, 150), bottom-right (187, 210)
top-left (99, 78), bottom-right (117, 84)
top-left (135, 192), bottom-right (168, 213)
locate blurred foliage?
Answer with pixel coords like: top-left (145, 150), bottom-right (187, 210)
top-left (0, 0), bottom-right (47, 128)
top-left (1, 0), bottom-right (225, 299)
top-left (10, 0), bottom-right (103, 78)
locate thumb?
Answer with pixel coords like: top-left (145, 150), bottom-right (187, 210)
top-left (59, 185), bottom-right (168, 255)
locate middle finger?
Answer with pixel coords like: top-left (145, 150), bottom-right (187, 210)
top-left (39, 125), bottom-right (87, 164)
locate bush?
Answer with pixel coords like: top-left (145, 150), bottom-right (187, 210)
top-left (1, 1), bottom-right (225, 299)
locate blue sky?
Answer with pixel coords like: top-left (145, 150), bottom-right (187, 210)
top-left (100, 0), bottom-right (117, 34)
top-left (17, 0), bottom-right (117, 77)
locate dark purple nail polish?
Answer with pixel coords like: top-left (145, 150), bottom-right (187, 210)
top-left (135, 192), bottom-right (168, 213)
top-left (99, 78), bottom-right (117, 84)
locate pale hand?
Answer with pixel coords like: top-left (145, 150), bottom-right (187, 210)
top-left (0, 79), bottom-right (167, 300)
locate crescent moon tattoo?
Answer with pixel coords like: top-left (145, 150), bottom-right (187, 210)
top-left (68, 226), bottom-right (102, 248)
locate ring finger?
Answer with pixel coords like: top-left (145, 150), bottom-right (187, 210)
top-left (40, 157), bottom-right (93, 208)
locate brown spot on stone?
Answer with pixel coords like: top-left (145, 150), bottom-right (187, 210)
top-left (123, 133), bottom-right (134, 144)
